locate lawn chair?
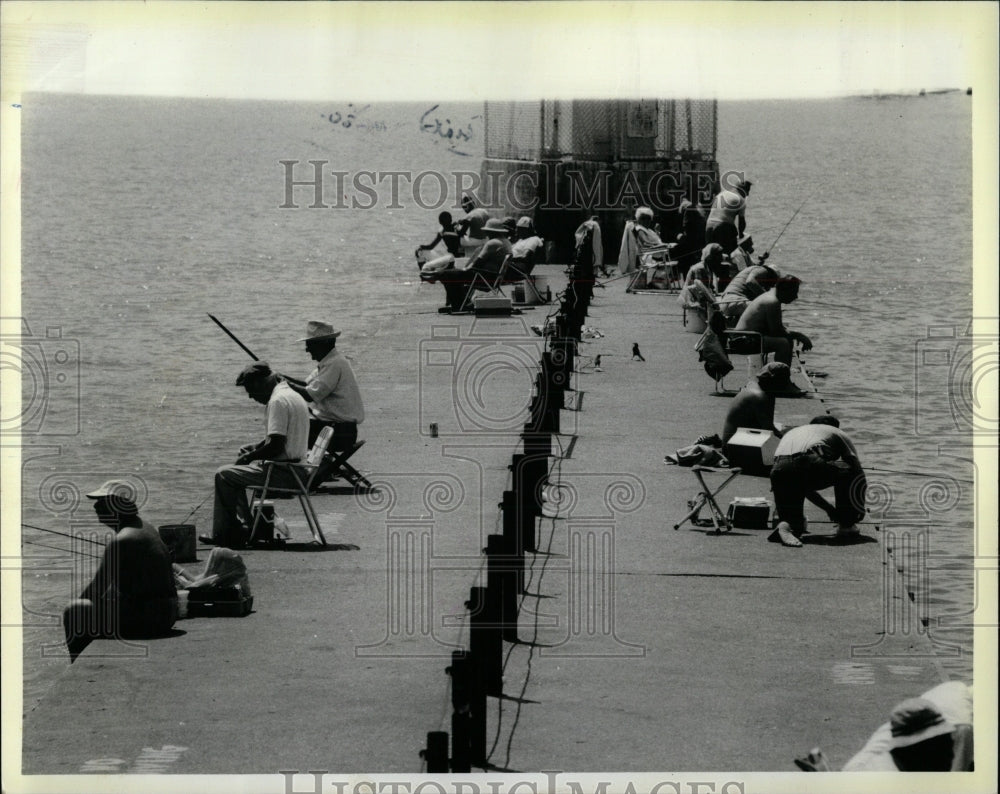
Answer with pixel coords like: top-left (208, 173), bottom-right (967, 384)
top-left (626, 227), bottom-right (682, 293)
top-left (320, 440), bottom-right (373, 489)
top-left (459, 254), bottom-right (513, 310)
top-left (247, 425), bottom-right (333, 546)
top-left (723, 330), bottom-right (766, 377)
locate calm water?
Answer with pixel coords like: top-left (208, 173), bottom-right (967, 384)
top-left (17, 93), bottom-right (975, 709)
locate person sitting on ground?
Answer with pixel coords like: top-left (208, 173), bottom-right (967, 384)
top-left (717, 260), bottom-right (781, 325)
top-left (734, 274), bottom-right (812, 366)
top-left (209, 361), bottom-right (310, 548)
top-left (705, 177), bottom-right (751, 255)
top-left (617, 206), bottom-right (664, 275)
top-left (434, 218), bottom-right (513, 313)
top-left (838, 680), bottom-right (973, 771)
top-left (417, 210), bottom-right (463, 259)
top-left (720, 361), bottom-right (791, 445)
top-left (768, 414), bottom-right (867, 547)
top-left (286, 321), bottom-right (365, 453)
top-left (62, 481), bottom-right (178, 663)
top-left (510, 216), bottom-right (546, 268)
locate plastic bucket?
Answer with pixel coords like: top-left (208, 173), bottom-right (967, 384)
top-left (158, 524), bottom-right (197, 562)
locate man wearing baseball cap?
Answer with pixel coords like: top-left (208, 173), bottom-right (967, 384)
top-left (209, 361), bottom-right (310, 547)
top-left (286, 321), bottom-right (365, 452)
top-left (62, 480), bottom-right (178, 662)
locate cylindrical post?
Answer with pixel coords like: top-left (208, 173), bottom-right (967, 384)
top-left (422, 731), bottom-right (449, 773)
top-left (448, 650), bottom-right (472, 773)
top-left (501, 490), bottom-right (525, 593)
top-left (486, 534), bottom-right (518, 643)
top-left (467, 586), bottom-right (502, 698)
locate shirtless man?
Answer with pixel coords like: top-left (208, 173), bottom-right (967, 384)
top-left (720, 362), bottom-right (790, 445)
top-left (62, 481), bottom-right (178, 662)
top-left (734, 275), bottom-right (812, 365)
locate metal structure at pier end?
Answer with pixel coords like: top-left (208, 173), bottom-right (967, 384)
top-left (481, 99), bottom-right (719, 262)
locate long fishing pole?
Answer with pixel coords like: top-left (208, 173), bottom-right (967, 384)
top-left (22, 522), bottom-right (107, 546)
top-left (763, 189), bottom-right (816, 257)
top-left (22, 537), bottom-right (103, 560)
top-left (176, 491), bottom-right (213, 525)
top-left (207, 314), bottom-right (305, 387)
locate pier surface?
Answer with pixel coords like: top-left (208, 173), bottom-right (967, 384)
top-left (22, 266), bottom-right (946, 777)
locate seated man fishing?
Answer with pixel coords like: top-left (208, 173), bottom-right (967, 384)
top-left (734, 274), bottom-right (812, 365)
top-left (208, 361), bottom-right (310, 548)
top-left (768, 415), bottom-right (867, 547)
top-left (717, 259), bottom-right (780, 325)
top-left (510, 216), bottom-right (545, 267)
top-left (63, 481), bottom-right (178, 662)
top-left (287, 321), bottom-right (365, 452)
top-left (434, 218), bottom-right (513, 313)
top-left (417, 210), bottom-right (463, 258)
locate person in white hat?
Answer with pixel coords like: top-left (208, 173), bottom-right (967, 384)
top-left (209, 361), bottom-right (310, 547)
top-left (62, 480), bottom-right (178, 662)
top-left (286, 321), bottom-right (365, 453)
top-left (434, 217), bottom-right (513, 312)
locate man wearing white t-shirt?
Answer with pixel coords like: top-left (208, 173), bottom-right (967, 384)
top-left (209, 361), bottom-right (310, 547)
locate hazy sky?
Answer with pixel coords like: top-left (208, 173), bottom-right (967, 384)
top-left (2, 2), bottom-right (996, 101)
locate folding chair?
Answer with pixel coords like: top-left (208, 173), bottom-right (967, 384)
top-left (723, 330), bottom-right (766, 377)
top-left (322, 440), bottom-right (373, 489)
top-left (626, 234), bottom-right (682, 293)
top-left (673, 466), bottom-right (743, 534)
top-left (247, 425), bottom-right (333, 546)
top-left (459, 255), bottom-right (512, 311)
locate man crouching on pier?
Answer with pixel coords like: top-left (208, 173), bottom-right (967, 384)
top-left (769, 415), bottom-right (867, 548)
top-left (208, 361), bottom-right (310, 548)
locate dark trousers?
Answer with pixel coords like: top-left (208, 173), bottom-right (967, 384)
top-left (308, 418), bottom-right (358, 452)
top-left (705, 222), bottom-right (739, 255)
top-left (770, 452), bottom-right (867, 533)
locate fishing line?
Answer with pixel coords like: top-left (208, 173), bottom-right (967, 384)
top-left (795, 299), bottom-right (867, 313)
top-left (868, 466), bottom-right (974, 484)
top-left (176, 491), bottom-right (213, 526)
top-left (21, 522), bottom-right (107, 547)
top-left (22, 537), bottom-right (103, 561)
top-left (763, 188), bottom-right (817, 257)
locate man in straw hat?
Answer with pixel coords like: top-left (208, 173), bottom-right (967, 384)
top-left (434, 217), bottom-right (513, 312)
top-left (287, 321), bottom-right (365, 452)
top-left (208, 361), bottom-right (310, 547)
top-left (62, 480), bottom-right (178, 662)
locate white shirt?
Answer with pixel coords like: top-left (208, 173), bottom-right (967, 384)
top-left (266, 382), bottom-right (310, 461)
top-left (305, 348), bottom-right (365, 424)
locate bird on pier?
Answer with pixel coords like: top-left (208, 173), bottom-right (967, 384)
top-left (632, 343), bottom-right (645, 362)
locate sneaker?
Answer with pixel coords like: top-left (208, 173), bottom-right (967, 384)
top-left (768, 522), bottom-right (802, 547)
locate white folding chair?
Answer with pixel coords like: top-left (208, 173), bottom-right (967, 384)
top-left (247, 425), bottom-right (333, 546)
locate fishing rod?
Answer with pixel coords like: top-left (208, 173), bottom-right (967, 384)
top-left (22, 522), bottom-right (108, 546)
top-left (763, 189), bottom-right (816, 257)
top-left (22, 537), bottom-right (103, 561)
top-left (175, 491), bottom-right (213, 526)
top-left (207, 314), bottom-right (306, 387)
top-left (868, 466), bottom-right (974, 484)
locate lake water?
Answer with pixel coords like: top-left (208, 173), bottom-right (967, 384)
top-left (16, 92), bottom-right (975, 710)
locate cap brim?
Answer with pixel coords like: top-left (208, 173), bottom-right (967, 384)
top-left (297, 332), bottom-right (342, 342)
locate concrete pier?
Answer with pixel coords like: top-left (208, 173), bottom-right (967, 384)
top-left (22, 266), bottom-right (948, 778)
